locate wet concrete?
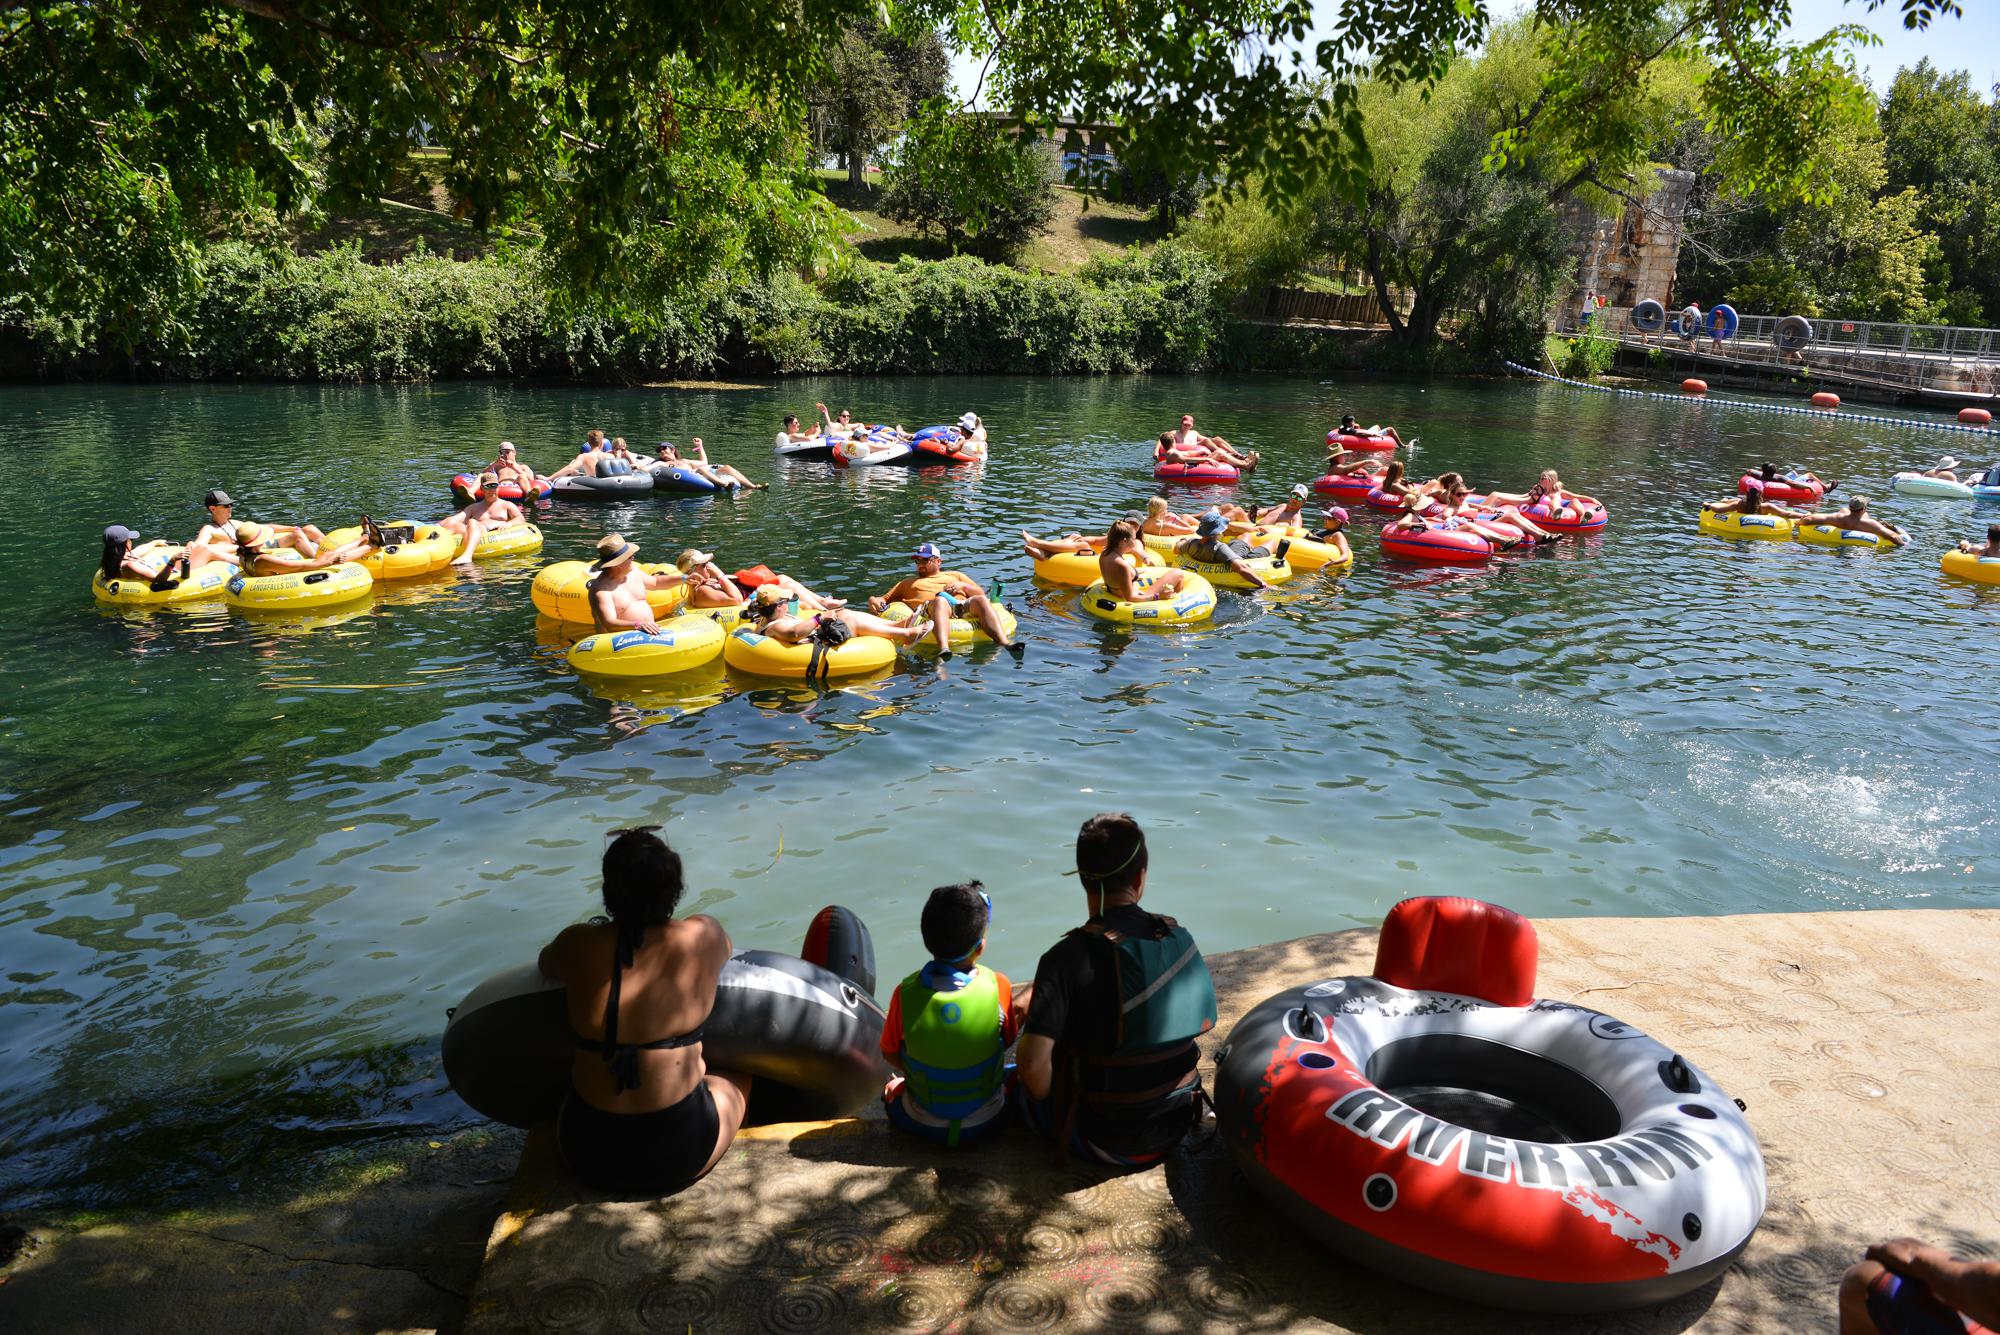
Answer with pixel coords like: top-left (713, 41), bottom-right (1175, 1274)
top-left (465, 908), bottom-right (2000, 1333)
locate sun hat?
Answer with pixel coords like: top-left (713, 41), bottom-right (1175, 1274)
top-left (591, 533), bottom-right (638, 570)
top-left (911, 542), bottom-right (943, 560)
top-left (1196, 510), bottom-right (1228, 538)
top-left (1937, 456), bottom-right (1961, 471)
top-left (203, 489), bottom-right (235, 508)
top-left (104, 524), bottom-right (140, 544)
top-left (675, 548), bottom-right (714, 571)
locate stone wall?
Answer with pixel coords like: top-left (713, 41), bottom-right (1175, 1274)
top-left (1564, 168), bottom-right (1694, 312)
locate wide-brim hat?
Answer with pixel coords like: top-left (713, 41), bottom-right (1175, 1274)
top-left (591, 535), bottom-right (638, 570)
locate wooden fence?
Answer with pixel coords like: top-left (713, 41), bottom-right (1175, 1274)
top-left (1235, 287), bottom-right (1409, 326)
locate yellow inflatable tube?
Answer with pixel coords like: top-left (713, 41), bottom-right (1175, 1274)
top-left (318, 521), bottom-right (460, 579)
top-left (1941, 550), bottom-right (2000, 586)
top-left (1081, 571), bottom-right (1217, 626)
top-left (224, 562), bottom-right (374, 611)
top-left (566, 615), bottom-right (727, 678)
top-left (530, 560), bottom-right (689, 624)
top-left (462, 522), bottom-right (544, 560)
top-left (92, 546), bottom-right (237, 606)
top-left (880, 600), bottom-right (1019, 648)
top-left (1141, 529), bottom-right (1197, 556)
top-left (722, 626), bottom-right (898, 679)
top-left (1031, 547), bottom-right (1164, 588)
top-left (1699, 509), bottom-right (1794, 542)
top-left (1245, 525), bottom-right (1352, 572)
top-left (1169, 547), bottom-right (1294, 589)
top-left (1793, 523), bottom-right (1896, 551)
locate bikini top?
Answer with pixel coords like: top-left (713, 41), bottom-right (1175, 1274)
top-left (573, 925), bottom-right (704, 1095)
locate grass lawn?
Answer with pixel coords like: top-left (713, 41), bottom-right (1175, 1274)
top-left (812, 169), bottom-right (1162, 272)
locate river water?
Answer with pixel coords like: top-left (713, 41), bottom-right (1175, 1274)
top-left (0, 375), bottom-right (1993, 1207)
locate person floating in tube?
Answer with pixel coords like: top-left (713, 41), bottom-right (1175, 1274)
top-left (585, 533), bottom-right (688, 635)
top-left (1175, 510), bottom-right (1277, 590)
top-left (869, 541), bottom-right (1024, 661)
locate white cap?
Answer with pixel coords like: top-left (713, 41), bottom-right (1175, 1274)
top-left (958, 412), bottom-right (979, 431)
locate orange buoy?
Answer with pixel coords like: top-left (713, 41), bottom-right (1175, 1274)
top-left (1811, 392), bottom-right (1840, 409)
top-left (1962, 407), bottom-right (1993, 426)
top-left (1681, 378), bottom-right (1708, 395)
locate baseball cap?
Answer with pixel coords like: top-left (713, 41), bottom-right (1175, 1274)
top-left (911, 542), bottom-right (943, 560)
top-left (103, 524), bottom-right (140, 544)
top-left (498, 441), bottom-right (516, 453)
top-left (957, 412), bottom-right (979, 431)
top-left (203, 489), bottom-right (234, 507)
top-left (1290, 483), bottom-right (1308, 498)
top-left (675, 548), bottom-right (714, 571)
top-left (1196, 510), bottom-right (1228, 538)
top-left (1321, 506), bottom-right (1350, 528)
top-left (478, 471), bottom-right (501, 487)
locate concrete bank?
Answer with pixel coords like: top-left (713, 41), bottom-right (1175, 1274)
top-left (467, 908), bottom-right (1998, 1334)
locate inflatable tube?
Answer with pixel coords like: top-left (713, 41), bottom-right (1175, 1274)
top-left (1941, 550), bottom-right (2000, 585)
top-left (1793, 523), bottom-right (1896, 551)
top-left (721, 625), bottom-right (898, 679)
top-left (1628, 300), bottom-right (1666, 334)
top-left (1213, 898), bottom-right (1764, 1314)
top-left (1706, 303), bottom-right (1739, 342)
top-left (1153, 460), bottom-right (1242, 484)
top-left (92, 550), bottom-right (237, 606)
top-left (1365, 487), bottom-right (1424, 514)
top-left (879, 600), bottom-right (1018, 648)
top-left (1699, 509), bottom-right (1794, 542)
top-left (1325, 431), bottom-right (1398, 454)
top-left (1246, 526), bottom-right (1352, 572)
top-left (1773, 315), bottom-right (1814, 354)
top-left (1959, 408), bottom-right (1992, 426)
top-left (551, 471), bottom-right (656, 499)
top-left (1030, 546), bottom-right (1165, 588)
top-left (530, 560), bottom-right (690, 625)
top-left (225, 562), bottom-right (374, 611)
top-left (441, 921), bottom-right (891, 1130)
top-left (1892, 472), bottom-right (1975, 499)
top-left (1080, 571), bottom-right (1217, 626)
top-left (831, 436), bottom-right (913, 468)
top-left (774, 438), bottom-right (837, 460)
top-left (1380, 525), bottom-right (1496, 565)
top-left (452, 474), bottom-right (550, 504)
top-left (1521, 494), bottom-right (1609, 534)
top-left (1681, 379), bottom-right (1708, 395)
top-left (649, 463), bottom-right (724, 494)
top-left (1313, 473), bottom-right (1382, 502)
top-left (318, 522), bottom-right (460, 580)
top-left (1810, 392), bottom-right (1840, 409)
top-left (1170, 547), bottom-right (1294, 589)
top-left (1738, 474), bottom-right (1823, 504)
top-left (907, 427), bottom-right (981, 465)
top-left (566, 617), bottom-right (727, 679)
top-left (800, 904), bottom-right (877, 997)
top-left (462, 522), bottom-right (544, 561)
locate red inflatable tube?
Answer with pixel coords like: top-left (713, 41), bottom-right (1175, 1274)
top-left (1380, 525), bottom-right (1495, 564)
top-left (1326, 430), bottom-right (1399, 453)
top-left (910, 436), bottom-right (981, 465)
top-left (452, 473), bottom-right (551, 503)
top-left (1365, 486), bottom-right (1434, 513)
top-left (1521, 494), bottom-right (1608, 534)
top-left (1313, 473), bottom-right (1381, 501)
top-left (1154, 460), bottom-right (1242, 484)
top-left (1736, 474), bottom-right (1822, 503)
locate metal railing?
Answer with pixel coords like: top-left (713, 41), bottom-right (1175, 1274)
top-left (1557, 306), bottom-right (2000, 401)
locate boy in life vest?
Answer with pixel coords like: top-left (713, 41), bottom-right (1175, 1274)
top-left (880, 882), bottom-right (1029, 1146)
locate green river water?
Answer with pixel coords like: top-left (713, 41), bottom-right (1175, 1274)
top-left (0, 374), bottom-right (1993, 1208)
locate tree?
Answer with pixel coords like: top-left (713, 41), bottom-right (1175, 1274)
top-left (879, 104), bottom-right (1059, 261)
top-left (811, 22), bottom-right (949, 185)
top-left (1880, 60), bottom-right (2000, 323)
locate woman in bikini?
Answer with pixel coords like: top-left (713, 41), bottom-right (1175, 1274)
top-left (538, 828), bottom-right (751, 1197)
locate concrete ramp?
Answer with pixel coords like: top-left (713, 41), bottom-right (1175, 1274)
top-left (466, 909), bottom-right (2000, 1333)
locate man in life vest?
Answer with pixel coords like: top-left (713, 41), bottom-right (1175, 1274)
top-left (879, 882), bottom-right (1029, 1146)
top-left (1015, 813), bottom-right (1218, 1165)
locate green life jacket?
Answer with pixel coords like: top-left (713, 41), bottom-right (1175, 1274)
top-left (1076, 914), bottom-right (1217, 1056)
top-left (897, 964), bottom-right (1007, 1134)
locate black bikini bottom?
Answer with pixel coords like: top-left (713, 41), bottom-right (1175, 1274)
top-left (557, 1081), bottom-right (721, 1198)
